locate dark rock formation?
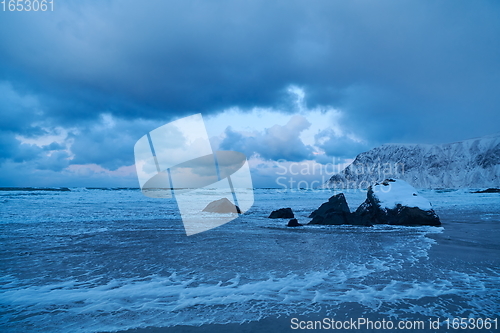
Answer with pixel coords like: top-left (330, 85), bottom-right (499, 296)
top-left (305, 179), bottom-right (440, 227)
top-left (202, 198), bottom-right (241, 214)
top-left (308, 193), bottom-right (362, 225)
top-left (268, 208), bottom-right (294, 219)
top-left (287, 218), bottom-right (303, 227)
top-left (472, 188), bottom-right (500, 193)
top-left (354, 179), bottom-right (441, 226)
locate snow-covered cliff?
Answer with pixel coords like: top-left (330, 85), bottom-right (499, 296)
top-left (325, 134), bottom-right (500, 189)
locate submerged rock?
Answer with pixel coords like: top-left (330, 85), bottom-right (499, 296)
top-left (355, 179), bottom-right (441, 226)
top-left (268, 208), bottom-right (294, 219)
top-left (287, 218), bottom-right (303, 227)
top-left (202, 198), bottom-right (241, 214)
top-left (472, 188), bottom-right (500, 193)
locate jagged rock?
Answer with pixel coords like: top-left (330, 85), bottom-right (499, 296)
top-left (307, 193), bottom-right (371, 226)
top-left (354, 179), bottom-right (441, 226)
top-left (287, 218), bottom-right (303, 227)
top-left (202, 198), bottom-right (241, 214)
top-left (472, 188), bottom-right (500, 193)
top-left (308, 193), bottom-right (362, 225)
top-left (268, 208), bottom-right (294, 219)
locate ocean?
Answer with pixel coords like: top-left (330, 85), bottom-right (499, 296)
top-left (1, 188), bottom-right (499, 332)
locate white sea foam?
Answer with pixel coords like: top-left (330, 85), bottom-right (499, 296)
top-left (3, 247), bottom-right (498, 333)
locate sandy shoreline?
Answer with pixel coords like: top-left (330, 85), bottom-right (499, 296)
top-left (427, 218), bottom-right (500, 266)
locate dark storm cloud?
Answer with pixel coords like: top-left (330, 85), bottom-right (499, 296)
top-left (1, 0), bottom-right (496, 133)
top-left (68, 116), bottom-right (162, 170)
top-left (1, 0), bottom-right (499, 185)
top-left (0, 82), bottom-right (45, 135)
top-left (34, 150), bottom-right (71, 172)
top-left (0, 132), bottom-right (69, 172)
top-left (1, 0), bottom-right (305, 123)
top-left (0, 132), bottom-right (24, 161)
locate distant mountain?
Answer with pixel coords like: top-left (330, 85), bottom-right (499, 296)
top-left (324, 134), bottom-right (500, 189)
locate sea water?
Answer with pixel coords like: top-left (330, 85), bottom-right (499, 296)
top-left (0, 188), bottom-right (499, 332)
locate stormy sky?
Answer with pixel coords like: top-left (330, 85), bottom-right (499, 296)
top-left (1, 0), bottom-right (499, 187)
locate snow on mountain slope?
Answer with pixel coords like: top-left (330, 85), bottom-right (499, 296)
top-left (324, 133), bottom-right (500, 189)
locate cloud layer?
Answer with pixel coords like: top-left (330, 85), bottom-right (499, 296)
top-left (1, 0), bottom-right (499, 186)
